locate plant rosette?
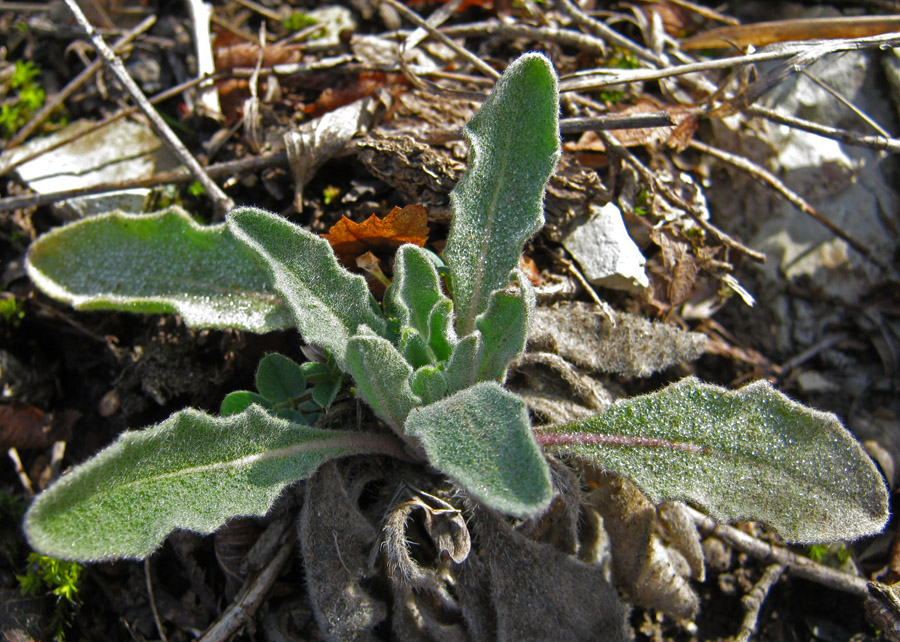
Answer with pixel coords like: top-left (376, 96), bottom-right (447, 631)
top-left (22, 53), bottom-right (888, 635)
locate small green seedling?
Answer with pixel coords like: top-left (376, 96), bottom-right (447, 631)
top-left (22, 55), bottom-right (887, 567)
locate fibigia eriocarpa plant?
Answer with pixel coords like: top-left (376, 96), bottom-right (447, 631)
top-left (22, 54), bottom-right (888, 571)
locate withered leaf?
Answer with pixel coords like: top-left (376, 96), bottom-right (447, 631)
top-left (0, 405), bottom-right (78, 450)
top-left (323, 204), bottom-right (429, 270)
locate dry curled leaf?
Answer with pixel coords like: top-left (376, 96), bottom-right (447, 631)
top-left (304, 72), bottom-right (405, 118)
top-left (0, 405), bottom-right (78, 450)
top-left (323, 204), bottom-right (430, 270)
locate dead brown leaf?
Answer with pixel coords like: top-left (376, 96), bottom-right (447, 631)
top-left (304, 72), bottom-right (407, 118)
top-left (323, 204), bottom-right (430, 270)
top-left (0, 405), bottom-right (79, 450)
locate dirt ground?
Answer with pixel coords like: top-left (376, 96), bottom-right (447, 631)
top-left (1, 0), bottom-right (899, 640)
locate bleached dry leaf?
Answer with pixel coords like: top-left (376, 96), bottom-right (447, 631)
top-left (284, 97), bottom-right (383, 209)
top-left (586, 471), bottom-right (701, 619)
top-left (529, 301), bottom-right (707, 377)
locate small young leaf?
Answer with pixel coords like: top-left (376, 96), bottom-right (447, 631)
top-left (405, 382), bottom-right (552, 518)
top-left (256, 353), bottom-right (306, 405)
top-left (443, 53), bottom-right (560, 335)
top-left (427, 298), bottom-right (455, 363)
top-left (399, 328), bottom-right (432, 369)
top-left (25, 206), bottom-right (291, 333)
top-left (442, 333), bottom-right (481, 397)
top-left (24, 405), bottom-right (406, 561)
top-left (227, 207), bottom-right (386, 369)
top-left (475, 270), bottom-right (533, 382)
top-left (311, 378), bottom-right (341, 409)
top-left (345, 332), bottom-right (422, 431)
top-left (410, 364), bottom-right (448, 407)
top-left (540, 377), bottom-right (889, 543)
top-left (220, 391), bottom-right (271, 416)
top-left (385, 245), bottom-right (448, 339)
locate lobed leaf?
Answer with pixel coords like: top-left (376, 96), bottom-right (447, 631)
top-left (227, 207), bottom-right (386, 369)
top-left (540, 377), bottom-right (889, 542)
top-left (25, 206), bottom-right (291, 333)
top-left (405, 382), bottom-right (552, 518)
top-left (24, 405), bottom-right (405, 561)
top-left (443, 53), bottom-right (560, 335)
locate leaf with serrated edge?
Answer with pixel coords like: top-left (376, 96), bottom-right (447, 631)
top-left (227, 207), bottom-right (386, 369)
top-left (345, 331), bottom-right (422, 431)
top-left (475, 270), bottom-right (533, 382)
top-left (24, 405), bottom-right (405, 561)
top-left (540, 377), bottom-right (889, 542)
top-left (443, 53), bottom-right (560, 335)
top-left (25, 206), bottom-right (291, 333)
top-left (405, 382), bottom-right (552, 518)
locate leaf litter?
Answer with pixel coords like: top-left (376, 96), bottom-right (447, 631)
top-left (1, 0), bottom-right (899, 640)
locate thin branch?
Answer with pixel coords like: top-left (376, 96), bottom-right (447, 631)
top-left (556, 0), bottom-right (663, 66)
top-left (746, 104), bottom-right (900, 154)
top-left (6, 15), bottom-right (157, 148)
top-left (735, 563), bottom-right (786, 642)
top-left (688, 138), bottom-right (895, 274)
top-left (7, 447), bottom-right (34, 496)
top-left (198, 535), bottom-right (296, 642)
top-left (1, 73), bottom-right (223, 179)
top-left (0, 150), bottom-right (287, 212)
top-left (598, 130), bottom-right (767, 262)
top-left (378, 0), bottom-right (500, 79)
top-left (558, 32), bottom-right (900, 92)
top-left (688, 506), bottom-right (870, 598)
top-left (61, 0), bottom-right (234, 214)
top-left (799, 70), bottom-right (891, 137)
top-left (145, 558), bottom-right (169, 642)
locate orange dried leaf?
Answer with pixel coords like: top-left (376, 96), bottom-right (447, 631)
top-left (323, 204), bottom-right (430, 269)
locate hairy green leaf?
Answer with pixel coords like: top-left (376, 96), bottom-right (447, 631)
top-left (443, 53), bottom-right (560, 335)
top-left (386, 245), bottom-right (448, 337)
top-left (410, 364), bottom-right (448, 406)
top-left (345, 331), bottom-right (421, 431)
top-left (256, 353), bottom-right (306, 405)
top-left (427, 299), bottom-right (455, 363)
top-left (540, 378), bottom-right (889, 542)
top-left (442, 333), bottom-right (481, 396)
top-left (475, 270), bottom-right (533, 382)
top-left (25, 206), bottom-right (291, 332)
top-left (24, 405), bottom-right (405, 561)
top-left (227, 207), bottom-right (386, 368)
top-left (405, 382), bottom-right (552, 518)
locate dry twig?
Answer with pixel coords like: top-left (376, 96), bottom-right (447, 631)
top-left (689, 507), bottom-right (869, 598)
top-left (61, 0), bottom-right (234, 214)
top-left (688, 139), bottom-right (894, 274)
top-left (746, 104), bottom-right (900, 154)
top-left (598, 130), bottom-right (767, 263)
top-left (198, 535), bottom-right (296, 642)
top-left (735, 563), bottom-right (786, 642)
